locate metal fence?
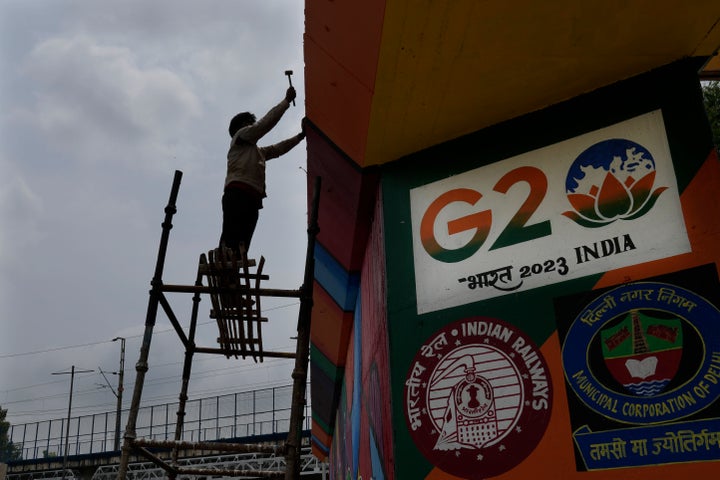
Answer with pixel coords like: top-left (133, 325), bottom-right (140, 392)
top-left (9, 384), bottom-right (310, 461)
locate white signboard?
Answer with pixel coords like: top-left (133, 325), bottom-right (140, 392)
top-left (410, 110), bottom-right (690, 314)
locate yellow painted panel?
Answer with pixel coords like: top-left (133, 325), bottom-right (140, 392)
top-left (362, 0), bottom-right (720, 166)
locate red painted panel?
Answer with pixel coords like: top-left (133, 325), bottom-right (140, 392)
top-left (304, 0), bottom-right (384, 92)
top-left (306, 125), bottom-right (378, 272)
top-left (358, 190), bottom-right (395, 479)
top-left (311, 282), bottom-right (354, 367)
top-left (304, 0), bottom-right (385, 166)
top-left (304, 36), bottom-right (372, 166)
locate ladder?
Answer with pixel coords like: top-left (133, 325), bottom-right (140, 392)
top-left (116, 171), bottom-right (321, 480)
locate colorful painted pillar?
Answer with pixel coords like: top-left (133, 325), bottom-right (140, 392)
top-left (304, 2), bottom-right (720, 479)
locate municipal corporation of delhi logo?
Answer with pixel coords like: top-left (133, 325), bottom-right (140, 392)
top-left (563, 139), bottom-right (668, 228)
top-left (404, 317), bottom-right (552, 479)
top-left (562, 282), bottom-right (720, 425)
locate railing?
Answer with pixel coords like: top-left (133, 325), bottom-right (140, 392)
top-left (9, 384), bottom-right (310, 461)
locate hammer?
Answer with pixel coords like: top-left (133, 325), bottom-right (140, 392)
top-left (284, 70), bottom-right (296, 106)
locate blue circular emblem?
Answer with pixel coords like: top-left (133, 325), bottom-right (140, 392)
top-left (565, 139), bottom-right (656, 194)
top-left (562, 281), bottom-right (720, 424)
top-left (562, 138), bottom-right (668, 228)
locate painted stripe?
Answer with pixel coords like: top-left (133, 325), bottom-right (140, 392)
top-left (311, 434), bottom-right (330, 454)
top-left (312, 413), bottom-right (332, 436)
top-left (314, 243), bottom-right (360, 311)
top-left (311, 341), bottom-right (341, 379)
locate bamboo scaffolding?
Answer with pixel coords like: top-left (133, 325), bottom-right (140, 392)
top-left (116, 171), bottom-right (321, 480)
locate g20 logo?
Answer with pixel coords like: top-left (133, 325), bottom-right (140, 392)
top-left (420, 139), bottom-right (668, 264)
top-left (420, 166), bottom-right (550, 263)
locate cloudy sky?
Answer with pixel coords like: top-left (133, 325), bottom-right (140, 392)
top-left (0, 0), bottom-right (309, 430)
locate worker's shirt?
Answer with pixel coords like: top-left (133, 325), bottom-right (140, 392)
top-left (224, 98), bottom-right (302, 199)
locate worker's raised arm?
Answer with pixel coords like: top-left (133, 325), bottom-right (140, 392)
top-left (260, 129), bottom-right (305, 160)
top-left (236, 87), bottom-right (296, 144)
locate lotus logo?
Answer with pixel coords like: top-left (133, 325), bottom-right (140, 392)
top-left (563, 139), bottom-right (668, 227)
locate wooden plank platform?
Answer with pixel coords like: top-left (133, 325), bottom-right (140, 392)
top-left (200, 247), bottom-right (267, 361)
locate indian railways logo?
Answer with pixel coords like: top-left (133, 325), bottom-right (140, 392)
top-left (563, 139), bottom-right (668, 228)
top-left (404, 317), bottom-right (552, 479)
top-left (562, 282), bottom-right (720, 424)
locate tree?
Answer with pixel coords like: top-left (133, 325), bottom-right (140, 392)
top-left (701, 80), bottom-right (720, 151)
top-left (0, 406), bottom-right (22, 462)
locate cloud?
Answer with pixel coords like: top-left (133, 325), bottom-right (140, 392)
top-left (0, 0), bottom-right (308, 426)
top-left (18, 34), bottom-right (202, 173)
top-left (0, 162), bottom-right (47, 302)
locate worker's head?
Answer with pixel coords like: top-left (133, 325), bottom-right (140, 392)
top-left (228, 112), bottom-right (256, 137)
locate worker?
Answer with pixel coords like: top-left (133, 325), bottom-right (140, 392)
top-left (220, 86), bottom-right (306, 256)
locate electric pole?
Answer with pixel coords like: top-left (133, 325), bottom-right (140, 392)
top-left (51, 366), bottom-right (93, 480)
top-left (112, 337), bottom-right (125, 451)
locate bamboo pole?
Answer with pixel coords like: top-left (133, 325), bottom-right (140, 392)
top-left (116, 170), bottom-right (182, 480)
top-left (285, 176), bottom-right (321, 480)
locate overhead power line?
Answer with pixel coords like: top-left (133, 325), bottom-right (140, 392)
top-left (0, 339), bottom-right (116, 359)
top-left (3, 352), bottom-right (295, 419)
top-left (2, 342), bottom-right (295, 397)
top-left (0, 302), bottom-right (298, 359)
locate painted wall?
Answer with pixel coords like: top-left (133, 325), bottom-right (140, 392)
top-left (306, 126), bottom-right (379, 458)
top-left (329, 192), bottom-right (395, 480)
top-left (381, 58), bottom-right (720, 479)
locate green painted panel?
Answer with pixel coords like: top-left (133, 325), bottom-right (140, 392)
top-left (380, 58), bottom-right (714, 480)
